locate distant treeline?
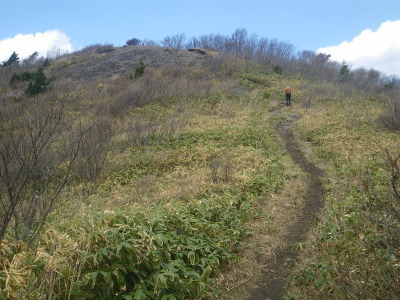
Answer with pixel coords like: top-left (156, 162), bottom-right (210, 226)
top-left (123, 28), bottom-right (399, 90)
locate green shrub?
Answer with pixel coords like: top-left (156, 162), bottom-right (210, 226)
top-left (130, 61), bottom-right (146, 80)
top-left (74, 199), bottom-right (249, 299)
top-left (288, 151), bottom-right (400, 299)
top-left (263, 91), bottom-right (271, 99)
top-left (272, 65), bottom-right (283, 74)
top-left (126, 38), bottom-right (141, 46)
top-left (25, 68), bottom-right (49, 96)
top-left (9, 71), bottom-right (36, 84)
top-left (13, 67), bottom-right (50, 96)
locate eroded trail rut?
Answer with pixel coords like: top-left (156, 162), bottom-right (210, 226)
top-left (247, 112), bottom-right (325, 300)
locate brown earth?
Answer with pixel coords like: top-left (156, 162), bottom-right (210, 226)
top-left (245, 108), bottom-right (325, 300)
top-left (219, 105), bottom-right (325, 300)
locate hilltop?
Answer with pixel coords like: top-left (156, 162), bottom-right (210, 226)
top-left (52, 46), bottom-right (213, 81)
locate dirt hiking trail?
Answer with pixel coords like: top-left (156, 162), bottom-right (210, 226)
top-left (246, 107), bottom-right (325, 300)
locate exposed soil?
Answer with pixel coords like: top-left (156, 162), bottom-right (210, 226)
top-left (54, 46), bottom-right (212, 81)
top-left (246, 107), bottom-right (325, 300)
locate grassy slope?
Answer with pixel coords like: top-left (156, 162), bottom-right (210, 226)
top-left (0, 64), bottom-right (291, 299)
top-left (1, 48), bottom-right (399, 299)
top-left (287, 84), bottom-right (400, 299)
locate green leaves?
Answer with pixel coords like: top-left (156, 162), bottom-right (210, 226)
top-left (77, 199), bottom-right (249, 299)
top-left (200, 265), bottom-right (212, 282)
top-left (130, 61), bottom-right (146, 80)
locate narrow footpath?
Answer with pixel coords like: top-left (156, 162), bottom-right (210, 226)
top-left (247, 109), bottom-right (325, 300)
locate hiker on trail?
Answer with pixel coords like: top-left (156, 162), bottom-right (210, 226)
top-left (284, 86), bottom-right (292, 106)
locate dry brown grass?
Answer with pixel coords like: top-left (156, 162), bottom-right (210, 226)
top-left (216, 155), bottom-right (308, 299)
top-left (81, 105), bottom-right (264, 210)
top-left (286, 84), bottom-right (400, 299)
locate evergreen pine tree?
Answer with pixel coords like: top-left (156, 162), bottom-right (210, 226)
top-left (25, 68), bottom-right (49, 96)
top-left (339, 64), bottom-right (350, 82)
top-left (2, 51), bottom-right (19, 70)
top-left (134, 61), bottom-right (146, 79)
top-left (42, 58), bottom-right (50, 68)
top-left (35, 68), bottom-right (48, 91)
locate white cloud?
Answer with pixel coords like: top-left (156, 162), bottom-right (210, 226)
top-left (0, 30), bottom-right (73, 63)
top-left (317, 20), bottom-right (400, 76)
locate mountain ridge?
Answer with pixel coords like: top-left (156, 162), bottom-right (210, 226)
top-left (54, 46), bottom-right (213, 81)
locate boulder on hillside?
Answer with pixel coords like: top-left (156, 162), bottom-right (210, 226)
top-left (188, 48), bottom-right (208, 55)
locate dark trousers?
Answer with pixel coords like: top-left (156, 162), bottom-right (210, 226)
top-left (286, 93), bottom-right (291, 106)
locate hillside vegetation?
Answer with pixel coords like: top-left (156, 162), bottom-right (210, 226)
top-left (288, 86), bottom-right (400, 299)
top-left (0, 29), bottom-right (399, 299)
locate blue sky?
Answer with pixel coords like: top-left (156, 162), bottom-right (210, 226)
top-left (1, 0), bottom-right (400, 75)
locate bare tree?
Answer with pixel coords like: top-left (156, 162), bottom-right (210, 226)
top-left (161, 33), bottom-right (186, 49)
top-left (141, 38), bottom-right (159, 46)
top-left (378, 88), bottom-right (400, 130)
top-left (75, 118), bottom-right (114, 182)
top-left (228, 28), bottom-right (248, 56)
top-left (243, 33), bottom-right (259, 60)
top-left (0, 94), bottom-right (97, 244)
top-left (191, 34), bottom-right (227, 52)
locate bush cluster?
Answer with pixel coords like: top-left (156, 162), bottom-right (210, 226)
top-left (9, 67), bottom-right (49, 96)
top-left (75, 199), bottom-right (248, 299)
